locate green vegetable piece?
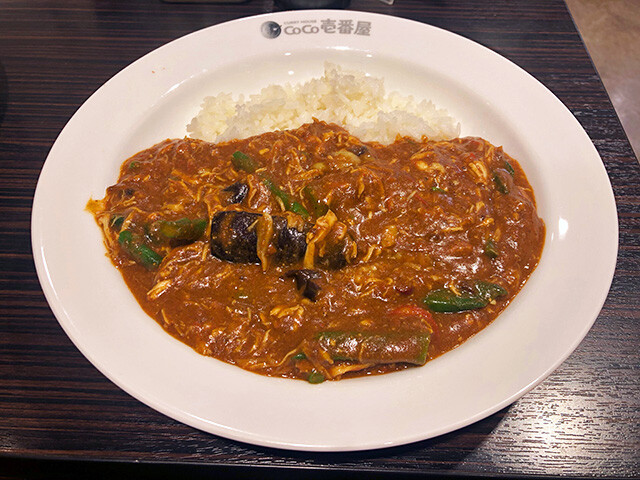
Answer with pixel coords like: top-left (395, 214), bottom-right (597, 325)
top-left (128, 160), bottom-right (140, 170)
top-left (231, 151), bottom-right (259, 173)
top-left (154, 218), bottom-right (207, 242)
top-left (493, 172), bottom-right (510, 194)
top-left (263, 178), bottom-right (310, 218)
top-left (263, 178), bottom-right (284, 199)
top-left (263, 177), bottom-right (278, 194)
top-left (110, 214), bottom-right (125, 230)
top-left (423, 280), bottom-right (508, 313)
top-left (431, 186), bottom-right (446, 193)
top-left (473, 280), bottom-right (508, 302)
top-left (315, 331), bottom-right (431, 365)
top-left (118, 230), bottom-right (163, 269)
top-left (292, 352), bottom-right (307, 361)
top-left (303, 186), bottom-right (329, 217)
top-left (504, 160), bottom-right (515, 176)
top-left (484, 238), bottom-right (499, 259)
top-left (307, 371), bottom-right (325, 384)
top-left (423, 289), bottom-right (488, 312)
top-left (231, 151), bottom-right (310, 217)
top-left (289, 200), bottom-right (310, 218)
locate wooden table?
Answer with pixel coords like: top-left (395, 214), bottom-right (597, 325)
top-left (1, 0), bottom-right (638, 478)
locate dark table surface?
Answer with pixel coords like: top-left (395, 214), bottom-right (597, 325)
top-left (1, 0), bottom-right (639, 478)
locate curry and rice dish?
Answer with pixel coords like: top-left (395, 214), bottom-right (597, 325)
top-left (88, 120), bottom-right (545, 383)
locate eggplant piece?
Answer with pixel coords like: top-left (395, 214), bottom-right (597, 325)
top-left (221, 182), bottom-right (249, 204)
top-left (285, 269), bottom-right (321, 301)
top-left (316, 241), bottom-right (350, 269)
top-left (349, 144), bottom-right (368, 157)
top-left (210, 211), bottom-right (261, 263)
top-left (210, 211), bottom-right (309, 265)
top-left (210, 210), bottom-right (355, 269)
top-left (315, 221), bottom-right (355, 270)
top-left (273, 216), bottom-right (309, 264)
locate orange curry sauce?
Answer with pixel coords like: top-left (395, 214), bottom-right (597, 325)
top-left (89, 121), bottom-right (544, 382)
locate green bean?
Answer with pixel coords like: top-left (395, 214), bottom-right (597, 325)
top-left (493, 172), bottom-right (510, 194)
top-left (118, 230), bottom-right (163, 269)
top-left (263, 178), bottom-right (310, 218)
top-left (423, 290), bottom-right (488, 312)
top-left (110, 214), bottom-right (125, 231)
top-left (231, 151), bottom-right (259, 173)
top-left (307, 371), bottom-right (325, 384)
top-left (474, 280), bottom-right (508, 302)
top-left (484, 238), bottom-right (499, 259)
top-left (151, 218), bottom-right (207, 242)
top-left (315, 331), bottom-right (431, 365)
top-left (302, 186), bottom-right (329, 217)
top-left (504, 160), bottom-right (515, 176)
top-left (231, 151), bottom-right (310, 218)
top-left (423, 280), bottom-right (508, 313)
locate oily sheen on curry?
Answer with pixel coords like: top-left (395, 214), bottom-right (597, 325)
top-left (88, 121), bottom-right (544, 383)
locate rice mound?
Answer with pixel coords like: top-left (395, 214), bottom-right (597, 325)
top-left (187, 63), bottom-right (460, 145)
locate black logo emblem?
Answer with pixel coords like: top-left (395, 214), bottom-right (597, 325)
top-left (261, 21), bottom-right (282, 39)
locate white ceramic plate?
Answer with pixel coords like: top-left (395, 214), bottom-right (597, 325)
top-left (32, 11), bottom-right (618, 451)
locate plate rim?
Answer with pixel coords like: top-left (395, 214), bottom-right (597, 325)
top-left (31, 10), bottom-right (618, 451)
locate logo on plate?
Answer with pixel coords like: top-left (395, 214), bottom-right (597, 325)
top-left (261, 21), bottom-right (282, 39)
top-left (261, 19), bottom-right (372, 39)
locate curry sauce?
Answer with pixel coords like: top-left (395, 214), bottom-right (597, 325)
top-left (88, 121), bottom-right (545, 382)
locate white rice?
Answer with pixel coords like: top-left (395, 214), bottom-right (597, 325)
top-left (187, 63), bottom-right (460, 145)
